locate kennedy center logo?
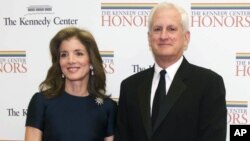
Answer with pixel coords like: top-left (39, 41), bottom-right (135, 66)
top-left (191, 3), bottom-right (250, 28)
top-left (101, 3), bottom-right (156, 27)
top-left (26, 5), bottom-right (53, 15)
top-left (227, 101), bottom-right (248, 124)
top-left (0, 51), bottom-right (27, 73)
top-left (100, 51), bottom-right (114, 74)
top-left (2, 5), bottom-right (78, 27)
top-left (235, 53), bottom-right (250, 76)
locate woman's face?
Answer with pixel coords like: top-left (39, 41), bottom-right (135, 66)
top-left (59, 37), bottom-right (91, 83)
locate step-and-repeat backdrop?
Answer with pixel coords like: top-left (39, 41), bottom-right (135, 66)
top-left (1, 0), bottom-right (249, 140)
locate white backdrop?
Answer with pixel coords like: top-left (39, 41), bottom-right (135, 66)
top-left (0, 0), bottom-right (249, 140)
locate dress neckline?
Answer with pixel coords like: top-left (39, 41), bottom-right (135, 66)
top-left (63, 91), bottom-right (92, 99)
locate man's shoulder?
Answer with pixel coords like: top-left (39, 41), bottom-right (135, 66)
top-left (185, 62), bottom-right (222, 79)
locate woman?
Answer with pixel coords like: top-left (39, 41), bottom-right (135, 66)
top-left (25, 27), bottom-right (117, 141)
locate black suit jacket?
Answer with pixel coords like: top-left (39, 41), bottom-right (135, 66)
top-left (115, 57), bottom-right (227, 141)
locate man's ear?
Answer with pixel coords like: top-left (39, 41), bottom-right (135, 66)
top-left (148, 31), bottom-right (152, 48)
top-left (184, 31), bottom-right (190, 50)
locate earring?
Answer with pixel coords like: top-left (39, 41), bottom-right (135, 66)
top-left (62, 74), bottom-right (65, 78)
top-left (90, 65), bottom-right (94, 76)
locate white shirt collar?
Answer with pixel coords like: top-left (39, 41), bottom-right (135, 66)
top-left (154, 56), bottom-right (183, 81)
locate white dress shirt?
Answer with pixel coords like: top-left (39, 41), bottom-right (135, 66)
top-left (150, 56), bottom-right (183, 115)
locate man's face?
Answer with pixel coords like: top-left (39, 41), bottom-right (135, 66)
top-left (148, 8), bottom-right (190, 63)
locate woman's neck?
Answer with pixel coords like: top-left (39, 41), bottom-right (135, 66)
top-left (64, 80), bottom-right (89, 97)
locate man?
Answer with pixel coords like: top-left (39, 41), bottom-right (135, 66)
top-left (115, 2), bottom-right (226, 141)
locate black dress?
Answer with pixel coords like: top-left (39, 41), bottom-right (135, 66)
top-left (25, 91), bottom-right (117, 141)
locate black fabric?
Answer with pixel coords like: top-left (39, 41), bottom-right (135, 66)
top-left (26, 91), bottom-right (117, 141)
top-left (115, 58), bottom-right (227, 141)
top-left (152, 70), bottom-right (166, 128)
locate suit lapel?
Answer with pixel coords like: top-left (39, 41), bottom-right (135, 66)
top-left (137, 68), bottom-right (154, 140)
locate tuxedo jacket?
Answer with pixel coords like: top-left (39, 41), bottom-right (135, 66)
top-left (115, 57), bottom-right (227, 141)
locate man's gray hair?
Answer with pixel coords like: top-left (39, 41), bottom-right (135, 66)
top-left (148, 2), bottom-right (189, 33)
